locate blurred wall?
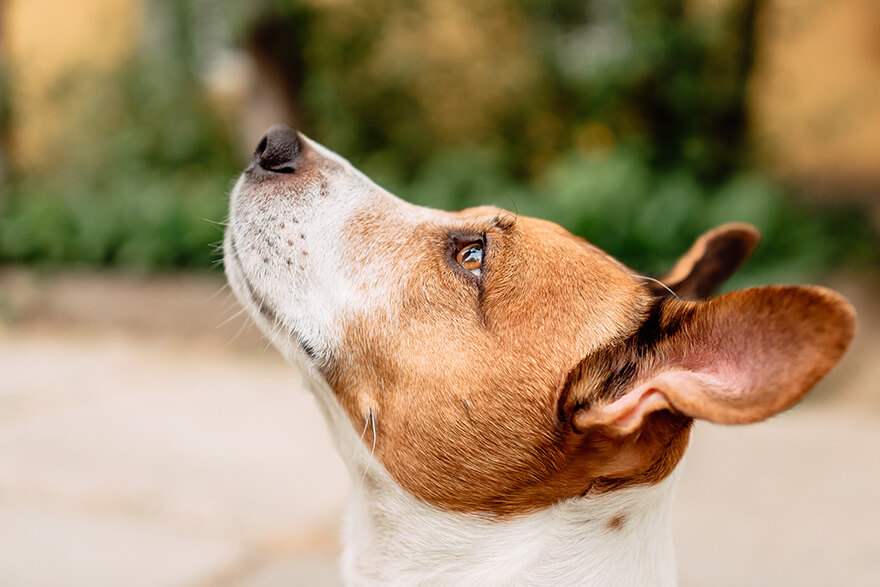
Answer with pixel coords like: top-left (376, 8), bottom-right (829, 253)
top-left (691, 0), bottom-right (880, 197)
top-left (1, 0), bottom-right (143, 169)
top-left (751, 0), bottom-right (880, 197)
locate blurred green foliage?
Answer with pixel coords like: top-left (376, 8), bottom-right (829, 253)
top-left (0, 0), bottom-right (876, 278)
top-left (0, 10), bottom-right (237, 269)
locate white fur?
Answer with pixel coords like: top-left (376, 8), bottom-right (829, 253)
top-left (299, 369), bottom-right (679, 587)
top-left (342, 474), bottom-right (678, 587)
top-left (225, 133), bottom-right (682, 586)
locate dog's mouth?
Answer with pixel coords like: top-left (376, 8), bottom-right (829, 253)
top-left (226, 235), bottom-right (320, 363)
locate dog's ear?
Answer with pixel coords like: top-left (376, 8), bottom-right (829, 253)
top-left (659, 223), bottom-right (761, 299)
top-left (569, 286), bottom-right (855, 437)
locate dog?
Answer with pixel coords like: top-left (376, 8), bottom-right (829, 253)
top-left (224, 124), bottom-right (855, 586)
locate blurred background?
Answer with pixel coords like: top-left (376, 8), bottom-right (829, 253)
top-left (0, 0), bottom-right (878, 585)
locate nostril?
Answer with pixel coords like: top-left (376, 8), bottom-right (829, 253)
top-left (253, 136), bottom-right (268, 159)
top-left (254, 124), bottom-right (301, 173)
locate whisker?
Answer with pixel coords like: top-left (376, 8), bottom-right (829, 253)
top-left (505, 194), bottom-right (519, 224)
top-left (224, 312), bottom-right (254, 347)
top-left (355, 412), bottom-right (370, 454)
top-left (260, 314), bottom-right (280, 353)
top-left (631, 274), bottom-right (680, 300)
top-left (206, 282), bottom-right (230, 302)
top-left (219, 294), bottom-right (243, 313)
top-left (357, 409), bottom-right (377, 493)
top-left (262, 328), bottom-right (279, 352)
top-left (216, 305), bottom-right (248, 328)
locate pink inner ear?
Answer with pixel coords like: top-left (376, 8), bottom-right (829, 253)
top-left (573, 386), bottom-right (673, 435)
top-left (633, 370), bottom-right (746, 424)
top-left (573, 369), bottom-right (747, 435)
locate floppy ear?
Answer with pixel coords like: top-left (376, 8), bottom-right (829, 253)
top-left (660, 223), bottom-right (761, 299)
top-left (572, 286), bottom-right (855, 436)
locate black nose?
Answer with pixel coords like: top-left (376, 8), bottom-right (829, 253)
top-left (253, 124), bottom-right (301, 172)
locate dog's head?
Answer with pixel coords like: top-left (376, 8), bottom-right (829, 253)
top-left (225, 125), bottom-right (855, 517)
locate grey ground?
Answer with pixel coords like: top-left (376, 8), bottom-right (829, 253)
top-left (1, 269), bottom-right (878, 586)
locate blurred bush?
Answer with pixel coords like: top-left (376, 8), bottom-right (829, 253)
top-left (0, 3), bottom-right (238, 269)
top-left (0, 0), bottom-right (876, 278)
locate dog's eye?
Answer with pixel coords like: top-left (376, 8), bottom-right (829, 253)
top-left (456, 243), bottom-right (484, 277)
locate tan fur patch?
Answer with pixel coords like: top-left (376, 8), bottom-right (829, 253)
top-left (606, 514), bottom-right (628, 531)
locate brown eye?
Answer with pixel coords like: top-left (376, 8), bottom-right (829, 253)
top-left (456, 242), bottom-right (484, 276)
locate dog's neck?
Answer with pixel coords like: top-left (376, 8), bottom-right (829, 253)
top-left (307, 372), bottom-right (679, 586)
top-left (342, 468), bottom-right (679, 586)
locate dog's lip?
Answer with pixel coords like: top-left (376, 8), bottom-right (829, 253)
top-left (228, 235), bottom-right (279, 323)
top-left (227, 235), bottom-right (321, 363)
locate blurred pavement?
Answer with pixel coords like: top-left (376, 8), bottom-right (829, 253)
top-left (1, 268), bottom-right (878, 586)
